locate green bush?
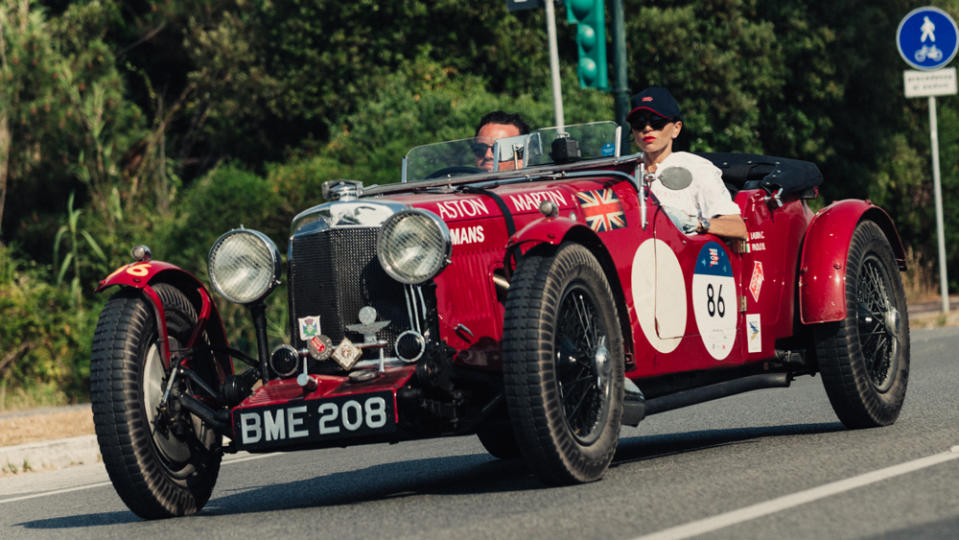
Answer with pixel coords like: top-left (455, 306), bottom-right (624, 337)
top-left (0, 243), bottom-right (100, 408)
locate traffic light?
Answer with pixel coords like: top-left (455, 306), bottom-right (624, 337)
top-left (567, 0), bottom-right (608, 90)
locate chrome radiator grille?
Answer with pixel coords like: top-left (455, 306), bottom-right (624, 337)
top-left (288, 227), bottom-right (406, 353)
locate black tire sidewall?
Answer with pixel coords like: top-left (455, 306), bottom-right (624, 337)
top-left (91, 283), bottom-right (221, 518)
top-left (504, 243), bottom-right (624, 484)
top-left (816, 221), bottom-right (909, 428)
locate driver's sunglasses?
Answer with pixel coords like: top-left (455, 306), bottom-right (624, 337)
top-left (471, 141), bottom-right (494, 158)
top-left (629, 113), bottom-right (673, 131)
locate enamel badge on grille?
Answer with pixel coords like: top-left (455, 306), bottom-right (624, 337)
top-left (298, 316), bottom-right (321, 341)
top-left (332, 337), bottom-right (362, 370)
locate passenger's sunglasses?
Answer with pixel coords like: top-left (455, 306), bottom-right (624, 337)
top-left (471, 142), bottom-right (494, 158)
top-left (629, 113), bottom-right (673, 131)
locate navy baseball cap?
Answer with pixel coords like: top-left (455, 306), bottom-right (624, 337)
top-left (626, 87), bottom-right (681, 120)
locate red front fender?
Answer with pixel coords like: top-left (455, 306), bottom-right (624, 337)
top-left (507, 216), bottom-right (586, 253)
top-left (799, 200), bottom-right (906, 324)
top-left (96, 261), bottom-right (233, 380)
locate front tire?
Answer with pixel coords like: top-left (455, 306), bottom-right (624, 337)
top-left (476, 421), bottom-right (521, 459)
top-left (815, 221), bottom-right (910, 428)
top-left (503, 244), bottom-right (624, 484)
top-left (91, 284), bottom-right (222, 519)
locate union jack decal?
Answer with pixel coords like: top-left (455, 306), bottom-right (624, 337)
top-left (575, 189), bottom-right (627, 232)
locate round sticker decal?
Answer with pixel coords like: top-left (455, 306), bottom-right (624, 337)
top-left (692, 241), bottom-right (737, 360)
top-left (632, 238), bottom-right (686, 353)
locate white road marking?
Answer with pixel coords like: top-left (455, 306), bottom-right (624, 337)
top-left (0, 481), bottom-right (113, 504)
top-left (0, 452), bottom-right (278, 505)
top-left (635, 446), bottom-right (959, 540)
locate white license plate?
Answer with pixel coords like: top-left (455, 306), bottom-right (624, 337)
top-left (233, 391), bottom-right (396, 451)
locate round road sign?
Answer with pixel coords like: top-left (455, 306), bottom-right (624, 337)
top-left (897, 7), bottom-right (959, 71)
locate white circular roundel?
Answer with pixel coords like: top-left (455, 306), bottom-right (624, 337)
top-left (631, 239), bottom-right (686, 353)
top-left (692, 241), bottom-right (737, 360)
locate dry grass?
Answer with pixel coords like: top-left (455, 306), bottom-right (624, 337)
top-left (902, 245), bottom-right (942, 304)
top-left (0, 407), bottom-right (93, 447)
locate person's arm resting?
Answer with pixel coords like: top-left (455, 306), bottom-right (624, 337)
top-left (697, 214), bottom-right (747, 239)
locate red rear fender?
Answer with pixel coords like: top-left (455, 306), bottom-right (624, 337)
top-left (799, 201), bottom-right (906, 324)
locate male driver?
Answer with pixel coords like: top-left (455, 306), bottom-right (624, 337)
top-left (627, 87), bottom-right (747, 240)
top-left (472, 111), bottom-right (531, 171)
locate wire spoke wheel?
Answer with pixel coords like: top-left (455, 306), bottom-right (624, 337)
top-left (555, 285), bottom-right (611, 445)
top-left (855, 255), bottom-right (900, 392)
top-left (815, 221), bottom-right (910, 428)
top-left (503, 244), bottom-right (624, 485)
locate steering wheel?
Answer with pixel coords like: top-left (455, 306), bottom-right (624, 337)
top-left (425, 166), bottom-right (484, 179)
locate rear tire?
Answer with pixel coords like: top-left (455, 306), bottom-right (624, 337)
top-left (503, 244), bottom-right (624, 484)
top-left (90, 284), bottom-right (222, 519)
top-left (815, 221), bottom-right (909, 428)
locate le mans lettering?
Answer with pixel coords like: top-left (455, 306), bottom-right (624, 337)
top-left (451, 225), bottom-right (485, 245)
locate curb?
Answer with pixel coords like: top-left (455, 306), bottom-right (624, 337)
top-left (0, 435), bottom-right (100, 475)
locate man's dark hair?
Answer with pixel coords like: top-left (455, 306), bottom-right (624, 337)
top-left (474, 111), bottom-right (531, 137)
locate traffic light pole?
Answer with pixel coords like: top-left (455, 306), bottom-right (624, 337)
top-left (611, 0), bottom-right (630, 150)
top-left (545, 0), bottom-right (565, 130)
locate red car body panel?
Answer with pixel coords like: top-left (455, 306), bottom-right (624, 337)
top-left (380, 165), bottom-right (827, 380)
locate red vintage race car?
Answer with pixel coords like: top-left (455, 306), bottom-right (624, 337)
top-left (90, 121), bottom-right (909, 518)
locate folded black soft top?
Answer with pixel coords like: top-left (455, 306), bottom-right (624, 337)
top-left (696, 152), bottom-right (823, 196)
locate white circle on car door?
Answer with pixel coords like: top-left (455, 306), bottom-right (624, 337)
top-left (692, 241), bottom-right (737, 360)
top-left (632, 238), bottom-right (686, 353)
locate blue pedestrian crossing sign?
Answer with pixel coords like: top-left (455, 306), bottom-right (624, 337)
top-left (897, 7), bottom-right (959, 71)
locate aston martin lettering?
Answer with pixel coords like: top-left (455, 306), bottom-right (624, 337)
top-left (436, 199), bottom-right (490, 220)
top-left (235, 392), bottom-right (396, 450)
top-left (451, 225), bottom-right (486, 245)
top-left (509, 190), bottom-right (567, 212)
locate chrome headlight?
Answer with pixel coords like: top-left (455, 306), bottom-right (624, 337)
top-left (208, 229), bottom-right (282, 304)
top-left (377, 209), bottom-right (451, 284)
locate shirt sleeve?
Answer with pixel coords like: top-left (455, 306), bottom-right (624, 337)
top-left (696, 162), bottom-right (741, 217)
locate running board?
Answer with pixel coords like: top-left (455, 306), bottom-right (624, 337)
top-left (622, 379), bottom-right (647, 426)
top-left (643, 373), bottom-right (791, 416)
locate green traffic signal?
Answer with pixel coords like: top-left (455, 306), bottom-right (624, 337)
top-left (568, 0), bottom-right (596, 20)
top-left (567, 0), bottom-right (608, 89)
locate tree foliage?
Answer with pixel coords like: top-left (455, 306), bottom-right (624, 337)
top-left (1, 0), bottom-right (959, 405)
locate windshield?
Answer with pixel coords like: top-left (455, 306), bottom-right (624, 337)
top-left (401, 121), bottom-right (621, 182)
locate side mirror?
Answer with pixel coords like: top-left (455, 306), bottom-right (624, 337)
top-left (659, 166), bottom-right (693, 190)
top-left (493, 134), bottom-right (529, 171)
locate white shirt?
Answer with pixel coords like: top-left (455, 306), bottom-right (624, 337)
top-left (644, 152), bottom-right (741, 224)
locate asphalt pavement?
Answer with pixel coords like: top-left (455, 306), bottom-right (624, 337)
top-left (2, 298), bottom-right (957, 476)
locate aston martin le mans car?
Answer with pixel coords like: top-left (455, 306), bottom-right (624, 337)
top-left (91, 121), bottom-right (909, 518)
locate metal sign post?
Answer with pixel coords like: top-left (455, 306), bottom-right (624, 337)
top-left (897, 6), bottom-right (959, 314)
